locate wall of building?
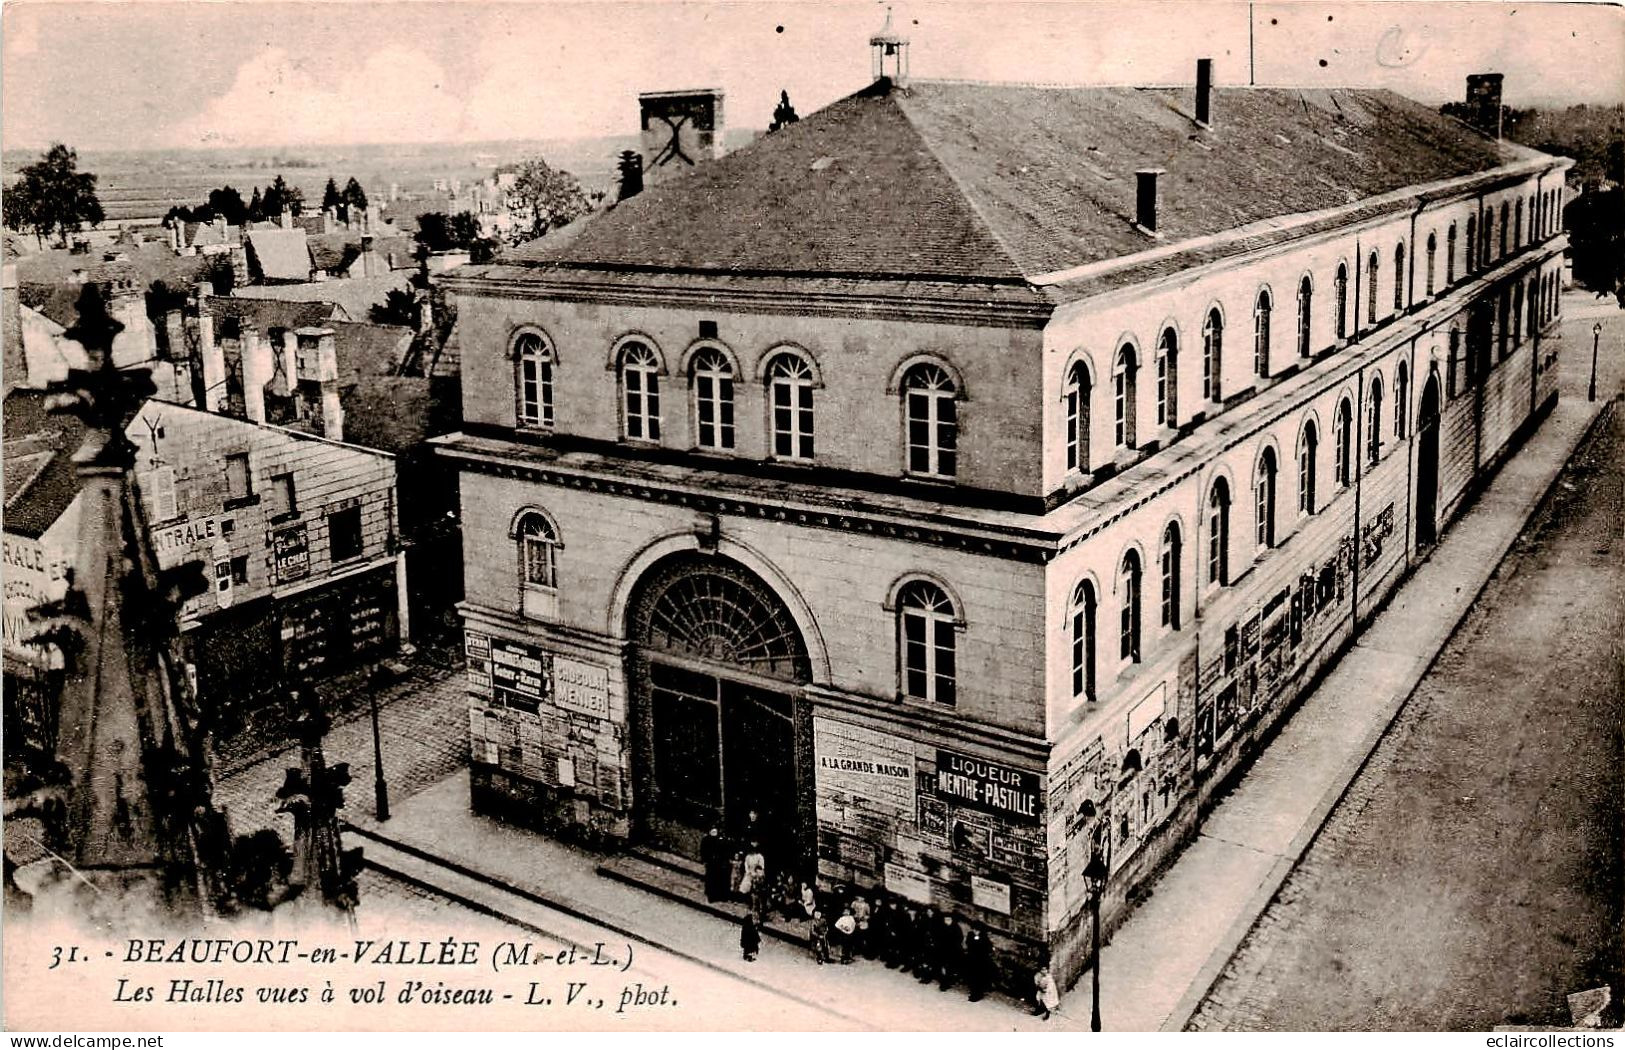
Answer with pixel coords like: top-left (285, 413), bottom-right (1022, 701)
top-left (455, 294), bottom-right (1048, 496)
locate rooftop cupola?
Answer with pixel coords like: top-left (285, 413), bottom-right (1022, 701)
top-left (870, 6), bottom-right (910, 85)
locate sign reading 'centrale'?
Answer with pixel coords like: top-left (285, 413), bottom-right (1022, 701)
top-left (935, 749), bottom-right (1041, 824)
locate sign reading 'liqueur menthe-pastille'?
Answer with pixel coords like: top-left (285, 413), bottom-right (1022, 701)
top-left (935, 749), bottom-right (1041, 824)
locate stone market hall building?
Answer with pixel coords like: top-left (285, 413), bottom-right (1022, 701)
top-left (434, 45), bottom-right (1571, 987)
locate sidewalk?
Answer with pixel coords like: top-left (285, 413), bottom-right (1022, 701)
top-left (348, 313), bottom-right (1617, 1031)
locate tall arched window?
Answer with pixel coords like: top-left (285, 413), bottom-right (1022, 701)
top-left (1334, 398), bottom-right (1353, 487)
top-left (1202, 308), bottom-right (1223, 402)
top-left (1446, 224), bottom-right (1457, 285)
top-left (1394, 361), bottom-right (1409, 439)
top-left (620, 341), bottom-right (662, 441)
top-left (691, 347), bottom-right (735, 451)
top-left (1065, 361), bottom-right (1091, 472)
top-left (1512, 283), bottom-right (1524, 347)
top-left (1425, 233), bottom-right (1437, 297)
top-left (517, 511), bottom-right (560, 620)
top-left (1070, 579), bottom-right (1097, 702)
top-left (1118, 550), bottom-right (1143, 663)
top-left (1499, 201), bottom-right (1509, 258)
top-left (898, 579), bottom-right (956, 705)
top-left (1367, 250), bottom-right (1380, 324)
top-left (903, 362), bottom-right (958, 478)
top-left (1114, 344), bottom-right (1138, 449)
top-left (1156, 328), bottom-right (1178, 427)
top-left (1298, 420), bottom-right (1318, 515)
top-left (1393, 242), bottom-right (1406, 313)
top-left (514, 331), bottom-right (555, 427)
top-left (1335, 262), bottom-right (1349, 339)
top-left (1296, 277), bottom-right (1313, 358)
top-left (1515, 198), bottom-right (1523, 247)
top-left (1160, 522), bottom-right (1182, 629)
top-left (1481, 209), bottom-right (1493, 265)
top-left (1465, 215), bottom-right (1476, 273)
top-left (1255, 448), bottom-right (1278, 549)
top-left (1447, 328), bottom-right (1461, 397)
top-left (1207, 479), bottom-right (1231, 586)
top-left (1254, 289), bottom-right (1272, 377)
top-left (1366, 376), bottom-right (1383, 466)
top-left (767, 352), bottom-right (815, 461)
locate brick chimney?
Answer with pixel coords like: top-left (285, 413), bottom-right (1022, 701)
top-left (280, 207), bottom-right (295, 230)
top-left (295, 327), bottom-right (343, 441)
top-left (192, 287), bottom-right (224, 413)
top-left (1465, 73), bottom-right (1504, 139)
top-left (240, 323), bottom-right (273, 423)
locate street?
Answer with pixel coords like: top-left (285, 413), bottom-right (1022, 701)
top-left (1187, 292), bottom-right (1624, 1030)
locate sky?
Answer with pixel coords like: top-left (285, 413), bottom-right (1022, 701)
top-left (3, 0), bottom-right (1622, 152)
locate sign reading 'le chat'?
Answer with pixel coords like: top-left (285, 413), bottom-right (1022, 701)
top-left (934, 749), bottom-right (1042, 825)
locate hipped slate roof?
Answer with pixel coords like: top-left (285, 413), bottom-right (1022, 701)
top-left (504, 80), bottom-right (1529, 287)
top-left (4, 389), bottom-right (91, 539)
top-left (206, 294), bottom-right (344, 331)
top-left (245, 228), bottom-right (314, 282)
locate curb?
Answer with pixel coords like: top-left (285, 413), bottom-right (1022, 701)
top-left (1160, 398), bottom-right (1617, 1032)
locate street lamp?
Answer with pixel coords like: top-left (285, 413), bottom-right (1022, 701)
top-left (1083, 851), bottom-right (1109, 1033)
top-left (368, 670), bottom-right (390, 821)
top-left (1591, 322), bottom-right (1603, 403)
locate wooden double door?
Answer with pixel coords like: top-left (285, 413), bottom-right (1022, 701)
top-left (645, 660), bottom-right (800, 865)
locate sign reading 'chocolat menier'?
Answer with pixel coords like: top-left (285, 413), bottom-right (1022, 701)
top-left (934, 749), bottom-right (1041, 824)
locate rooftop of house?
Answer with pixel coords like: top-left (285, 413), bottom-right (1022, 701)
top-left (3, 389), bottom-right (92, 539)
top-left (244, 228), bottom-right (314, 282)
top-left (230, 273), bottom-right (413, 325)
top-left (489, 79), bottom-right (1538, 292)
top-left (203, 294), bottom-right (346, 333)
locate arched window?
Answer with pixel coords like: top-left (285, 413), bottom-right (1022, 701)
top-left (903, 362), bottom-right (958, 478)
top-left (1334, 398), bottom-right (1353, 487)
top-left (1499, 201), bottom-right (1509, 258)
top-left (1465, 215), bottom-right (1476, 273)
top-left (1065, 361), bottom-right (1091, 472)
top-left (1202, 308), bottom-right (1224, 402)
top-left (517, 511), bottom-right (560, 620)
top-left (1512, 283), bottom-right (1524, 347)
top-left (1255, 447), bottom-right (1278, 549)
top-left (1160, 522), bottom-right (1182, 629)
top-left (1367, 251), bottom-right (1380, 324)
top-left (1335, 262), bottom-right (1349, 339)
top-left (1393, 242), bottom-right (1406, 313)
top-left (1114, 344), bottom-right (1138, 449)
top-left (1394, 362), bottom-right (1409, 439)
top-left (1296, 277), bottom-right (1313, 359)
top-left (691, 347), bottom-right (735, 451)
top-left (767, 352), bottom-right (815, 461)
top-left (620, 341), bottom-right (662, 441)
top-left (1070, 579), bottom-right (1097, 701)
top-left (1447, 328), bottom-right (1461, 397)
top-left (1366, 376), bottom-right (1383, 466)
top-left (1207, 479), bottom-right (1231, 586)
top-left (1481, 209), bottom-right (1493, 264)
top-left (1119, 550), bottom-right (1143, 663)
top-left (1515, 198), bottom-right (1523, 247)
top-left (1253, 289), bottom-right (1272, 377)
top-left (1425, 233), bottom-right (1437, 297)
top-left (1446, 224), bottom-right (1457, 285)
top-left (1298, 420), bottom-right (1318, 515)
top-left (1156, 328), bottom-right (1179, 427)
top-left (898, 579), bottom-right (956, 705)
top-left (514, 332), bottom-right (555, 427)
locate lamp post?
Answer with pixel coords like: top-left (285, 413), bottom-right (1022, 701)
top-left (1590, 321), bottom-right (1603, 403)
top-left (369, 682), bottom-right (390, 821)
top-left (1083, 851), bottom-right (1109, 1033)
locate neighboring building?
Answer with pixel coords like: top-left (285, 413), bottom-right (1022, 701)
top-left (233, 272), bottom-right (417, 325)
top-left (244, 228), bottom-right (315, 284)
top-left (439, 49), bottom-right (1569, 989)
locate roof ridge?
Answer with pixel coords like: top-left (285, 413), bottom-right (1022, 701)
top-left (890, 88), bottom-right (1036, 283)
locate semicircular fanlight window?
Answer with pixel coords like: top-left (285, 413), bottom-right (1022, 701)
top-left (636, 556), bottom-right (810, 682)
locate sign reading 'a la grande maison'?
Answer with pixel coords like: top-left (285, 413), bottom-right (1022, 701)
top-left (935, 749), bottom-right (1041, 824)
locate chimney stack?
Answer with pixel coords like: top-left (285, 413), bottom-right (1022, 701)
top-left (1135, 169), bottom-right (1165, 235)
top-left (1465, 73), bottom-right (1504, 139)
top-left (296, 327), bottom-right (344, 441)
top-left (281, 207), bottom-right (295, 230)
top-left (1195, 58), bottom-right (1214, 127)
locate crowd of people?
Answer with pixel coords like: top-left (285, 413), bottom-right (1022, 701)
top-left (701, 821), bottom-right (1061, 1018)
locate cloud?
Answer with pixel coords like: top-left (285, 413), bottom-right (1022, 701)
top-left (166, 44), bottom-right (469, 148)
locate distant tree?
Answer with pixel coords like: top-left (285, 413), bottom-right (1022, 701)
top-left (261, 174), bottom-right (305, 219)
top-left (322, 177), bottom-right (343, 215)
top-left (369, 287), bottom-right (418, 327)
top-left (4, 144), bottom-right (103, 248)
top-left (505, 157), bottom-right (590, 241)
top-left (448, 211), bottom-right (482, 247)
top-left (247, 186), bottom-right (266, 223)
top-left (206, 186), bottom-right (249, 226)
top-left (414, 211), bottom-right (455, 255)
top-left (342, 177), bottom-right (369, 220)
top-left (769, 89), bottom-right (801, 132)
top-left (1565, 187), bottom-right (1625, 308)
top-left (414, 209), bottom-right (492, 258)
top-left (3, 177), bottom-right (48, 248)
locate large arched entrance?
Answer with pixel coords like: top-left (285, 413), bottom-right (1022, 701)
top-left (625, 551), bottom-right (813, 872)
top-left (1416, 374), bottom-right (1442, 548)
